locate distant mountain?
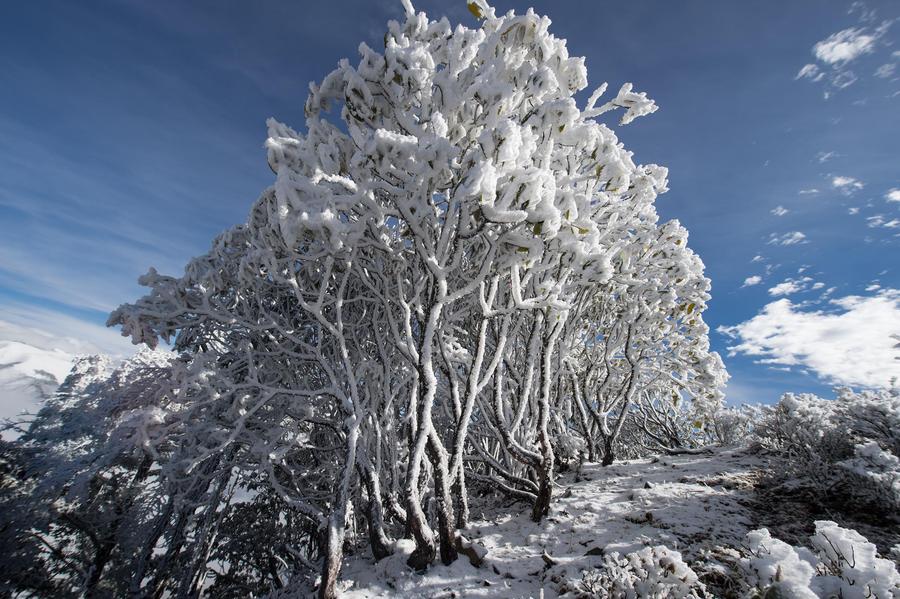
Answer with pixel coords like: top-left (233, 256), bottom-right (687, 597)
top-left (0, 340), bottom-right (77, 433)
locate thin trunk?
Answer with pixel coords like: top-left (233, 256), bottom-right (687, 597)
top-left (426, 431), bottom-right (457, 565)
top-left (452, 460), bottom-right (469, 529)
top-left (531, 313), bottom-right (562, 522)
top-left (361, 464), bottom-right (391, 561)
top-left (318, 413), bottom-right (360, 599)
top-left (404, 294), bottom-right (445, 570)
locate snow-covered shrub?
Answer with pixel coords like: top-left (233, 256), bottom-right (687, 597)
top-left (741, 528), bottom-right (818, 598)
top-left (708, 405), bottom-right (758, 447)
top-left (738, 522), bottom-right (900, 599)
top-left (837, 441), bottom-right (900, 512)
top-left (755, 388), bottom-right (900, 517)
top-left (810, 520), bottom-right (900, 599)
top-left (578, 545), bottom-right (705, 598)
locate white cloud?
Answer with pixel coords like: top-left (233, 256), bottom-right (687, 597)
top-left (886, 188), bottom-right (900, 203)
top-left (768, 277), bottom-right (813, 297)
top-left (743, 276), bottom-right (762, 287)
top-left (751, 255), bottom-right (764, 263)
top-left (771, 205), bottom-right (789, 216)
top-left (798, 19), bottom-right (893, 95)
top-left (767, 231), bottom-right (808, 246)
top-left (799, 188), bottom-right (820, 195)
top-left (875, 63), bottom-right (895, 78)
top-left (832, 175), bottom-right (864, 193)
top-left (814, 27), bottom-right (879, 64)
top-left (719, 289), bottom-right (900, 388)
top-left (816, 151), bottom-right (838, 163)
top-left (768, 282), bottom-right (802, 296)
top-left (849, 207), bottom-right (860, 215)
top-left (866, 215), bottom-right (899, 229)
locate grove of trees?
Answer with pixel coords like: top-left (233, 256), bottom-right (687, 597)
top-left (0, 3), bottom-right (730, 597)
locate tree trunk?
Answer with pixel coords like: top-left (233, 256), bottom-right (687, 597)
top-left (318, 414), bottom-right (360, 599)
top-left (453, 461), bottom-right (469, 529)
top-left (426, 431), bottom-right (457, 565)
top-left (404, 298), bottom-right (444, 570)
top-left (531, 314), bottom-right (561, 522)
top-left (361, 465), bottom-right (391, 561)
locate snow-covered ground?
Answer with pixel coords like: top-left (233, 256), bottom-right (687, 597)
top-left (340, 448), bottom-right (764, 598)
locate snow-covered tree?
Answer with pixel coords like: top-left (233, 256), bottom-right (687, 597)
top-left (0, 351), bottom-right (173, 597)
top-left (107, 1), bottom-right (723, 595)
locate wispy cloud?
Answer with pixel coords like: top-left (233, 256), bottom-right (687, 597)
top-left (832, 175), bottom-right (864, 193)
top-left (767, 231), bottom-right (808, 246)
top-left (886, 188), bottom-right (900, 203)
top-left (796, 12), bottom-right (894, 95)
top-left (796, 63), bottom-right (825, 81)
top-left (867, 215), bottom-right (900, 229)
top-left (719, 289), bottom-right (900, 388)
top-left (799, 188), bottom-right (820, 195)
top-left (875, 63), bottom-right (896, 78)
top-left (770, 205), bottom-right (789, 216)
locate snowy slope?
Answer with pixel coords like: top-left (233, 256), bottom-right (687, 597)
top-left (0, 339), bottom-right (75, 426)
top-left (340, 448), bottom-right (764, 598)
top-left (0, 315), bottom-right (132, 431)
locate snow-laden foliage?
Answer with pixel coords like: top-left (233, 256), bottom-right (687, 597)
top-left (578, 546), bottom-right (705, 598)
top-left (101, 2), bottom-right (724, 596)
top-left (739, 522), bottom-right (900, 599)
top-left (576, 522), bottom-right (899, 599)
top-left (1, 2), bottom-right (728, 597)
top-left (741, 528), bottom-right (818, 598)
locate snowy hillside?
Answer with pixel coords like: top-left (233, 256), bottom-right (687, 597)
top-left (0, 316), bottom-right (135, 431)
top-left (0, 339), bottom-right (75, 428)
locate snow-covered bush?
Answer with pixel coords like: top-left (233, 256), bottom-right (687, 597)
top-left (573, 524), bottom-right (899, 599)
top-left (741, 528), bottom-right (818, 598)
top-left (754, 388), bottom-right (900, 517)
top-left (708, 405), bottom-right (758, 447)
top-left (578, 546), bottom-right (705, 598)
top-left (739, 522), bottom-right (900, 599)
top-left (810, 520), bottom-right (900, 599)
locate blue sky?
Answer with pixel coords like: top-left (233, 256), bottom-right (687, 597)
top-left (1, 0), bottom-right (898, 404)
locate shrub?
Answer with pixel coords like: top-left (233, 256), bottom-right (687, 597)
top-left (578, 546), bottom-right (705, 598)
